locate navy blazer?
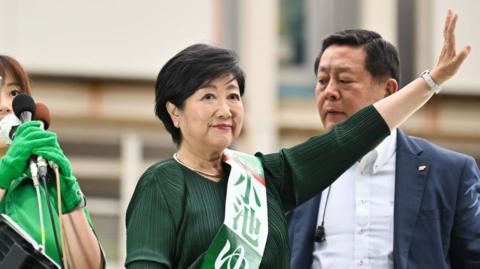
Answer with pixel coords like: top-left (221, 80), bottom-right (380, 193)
top-left (288, 130), bottom-right (480, 269)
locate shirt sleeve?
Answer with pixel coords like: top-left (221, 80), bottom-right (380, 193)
top-left (125, 168), bottom-right (180, 269)
top-left (257, 105), bottom-right (390, 210)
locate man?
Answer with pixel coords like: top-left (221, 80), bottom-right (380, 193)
top-left (288, 29), bottom-right (480, 269)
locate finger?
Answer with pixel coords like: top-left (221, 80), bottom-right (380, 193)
top-left (443, 12), bottom-right (459, 60)
top-left (21, 129), bottom-right (56, 140)
top-left (449, 13), bottom-right (458, 55)
top-left (35, 153), bottom-right (72, 177)
top-left (24, 141), bottom-right (58, 154)
top-left (442, 11), bottom-right (454, 60)
top-left (32, 147), bottom-right (68, 162)
top-left (444, 12), bottom-right (457, 58)
top-left (443, 9), bottom-right (452, 37)
top-left (452, 45), bottom-right (472, 68)
top-left (20, 133), bottom-right (58, 148)
top-left (15, 121), bottom-right (43, 137)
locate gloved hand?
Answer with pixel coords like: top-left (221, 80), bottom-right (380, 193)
top-left (0, 121), bottom-right (83, 214)
top-left (0, 121), bottom-right (57, 189)
top-left (31, 131), bottom-right (83, 214)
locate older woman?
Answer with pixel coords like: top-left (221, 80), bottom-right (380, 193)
top-left (0, 55), bottom-right (104, 268)
top-left (126, 12), bottom-right (470, 268)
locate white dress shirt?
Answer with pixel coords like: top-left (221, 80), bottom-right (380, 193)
top-left (311, 130), bottom-right (397, 269)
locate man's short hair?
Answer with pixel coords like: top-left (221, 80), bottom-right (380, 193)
top-left (314, 29), bottom-right (400, 83)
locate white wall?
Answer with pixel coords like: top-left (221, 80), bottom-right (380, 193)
top-left (0, 0), bottom-right (217, 79)
top-left (431, 0), bottom-right (480, 93)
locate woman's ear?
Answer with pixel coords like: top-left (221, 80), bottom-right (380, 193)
top-left (166, 101), bottom-right (180, 128)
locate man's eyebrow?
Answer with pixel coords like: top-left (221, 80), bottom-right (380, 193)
top-left (318, 66), bottom-right (355, 73)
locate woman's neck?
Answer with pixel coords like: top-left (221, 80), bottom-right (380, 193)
top-left (175, 145), bottom-right (224, 182)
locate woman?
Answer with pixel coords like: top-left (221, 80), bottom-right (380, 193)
top-left (126, 11), bottom-right (470, 268)
top-left (0, 55), bottom-right (104, 268)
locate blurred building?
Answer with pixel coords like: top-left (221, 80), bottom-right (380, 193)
top-left (1, 0), bottom-right (479, 267)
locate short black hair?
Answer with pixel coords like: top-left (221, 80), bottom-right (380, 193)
top-left (155, 43), bottom-right (245, 145)
top-left (314, 29), bottom-right (400, 83)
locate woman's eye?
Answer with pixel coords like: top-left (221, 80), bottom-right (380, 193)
top-left (10, 89), bottom-right (21, 97)
top-left (202, 93), bottom-right (216, 100)
top-left (228, 93), bottom-right (240, 100)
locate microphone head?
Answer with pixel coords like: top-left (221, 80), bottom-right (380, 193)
top-left (12, 93), bottom-right (36, 120)
top-left (33, 102), bottom-right (51, 130)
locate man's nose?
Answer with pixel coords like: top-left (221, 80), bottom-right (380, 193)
top-left (323, 81), bottom-right (340, 101)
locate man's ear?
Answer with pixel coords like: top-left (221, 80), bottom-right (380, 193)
top-left (166, 101), bottom-right (180, 128)
top-left (384, 78), bottom-right (399, 97)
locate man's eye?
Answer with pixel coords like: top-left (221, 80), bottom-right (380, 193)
top-left (318, 79), bottom-right (327, 86)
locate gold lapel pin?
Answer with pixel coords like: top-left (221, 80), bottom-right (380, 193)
top-left (418, 165), bottom-right (427, 172)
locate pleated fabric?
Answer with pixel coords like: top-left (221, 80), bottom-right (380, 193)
top-left (125, 105), bottom-right (390, 268)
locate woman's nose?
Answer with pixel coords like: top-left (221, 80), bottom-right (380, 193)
top-left (216, 99), bottom-right (233, 119)
top-left (0, 96), bottom-right (12, 115)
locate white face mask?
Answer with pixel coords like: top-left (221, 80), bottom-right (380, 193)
top-left (0, 113), bottom-right (21, 144)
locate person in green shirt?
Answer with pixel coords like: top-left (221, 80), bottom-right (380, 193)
top-left (125, 12), bottom-right (470, 269)
top-left (0, 55), bottom-right (104, 268)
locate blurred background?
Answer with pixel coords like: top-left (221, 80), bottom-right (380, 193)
top-left (1, 0), bottom-right (479, 267)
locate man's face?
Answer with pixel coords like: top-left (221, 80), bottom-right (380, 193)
top-left (315, 45), bottom-right (393, 130)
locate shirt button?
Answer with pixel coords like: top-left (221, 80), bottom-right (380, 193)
top-left (358, 228), bottom-right (365, 234)
top-left (358, 260), bottom-right (364, 265)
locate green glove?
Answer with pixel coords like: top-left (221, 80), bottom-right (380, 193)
top-left (0, 121), bottom-right (57, 189)
top-left (32, 134), bottom-right (83, 214)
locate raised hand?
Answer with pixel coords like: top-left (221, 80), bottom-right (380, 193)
top-left (431, 10), bottom-right (472, 85)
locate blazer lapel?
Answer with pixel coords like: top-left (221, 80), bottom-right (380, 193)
top-left (289, 194), bottom-right (321, 269)
top-left (393, 131), bottom-right (431, 269)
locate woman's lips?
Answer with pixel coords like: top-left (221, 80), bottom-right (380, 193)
top-left (213, 123), bottom-right (232, 130)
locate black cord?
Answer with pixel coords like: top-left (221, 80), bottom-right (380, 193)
top-left (41, 175), bottom-right (64, 269)
top-left (320, 186), bottom-right (332, 227)
top-left (315, 186), bottom-right (332, 243)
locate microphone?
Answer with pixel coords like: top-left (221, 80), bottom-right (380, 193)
top-left (314, 186), bottom-right (332, 243)
top-left (8, 97), bottom-right (50, 140)
top-left (32, 102), bottom-right (52, 179)
top-left (314, 225), bottom-right (326, 243)
top-left (33, 102), bottom-right (51, 130)
top-left (12, 93), bottom-right (36, 123)
top-left (11, 95), bottom-right (52, 179)
top-left (9, 93), bottom-right (36, 140)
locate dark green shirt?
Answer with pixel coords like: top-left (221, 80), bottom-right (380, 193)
top-left (126, 105), bottom-right (389, 268)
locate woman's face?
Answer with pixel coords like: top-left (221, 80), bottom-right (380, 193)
top-left (173, 74), bottom-right (244, 152)
top-left (0, 72), bottom-right (24, 121)
top-left (0, 72), bottom-right (24, 149)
